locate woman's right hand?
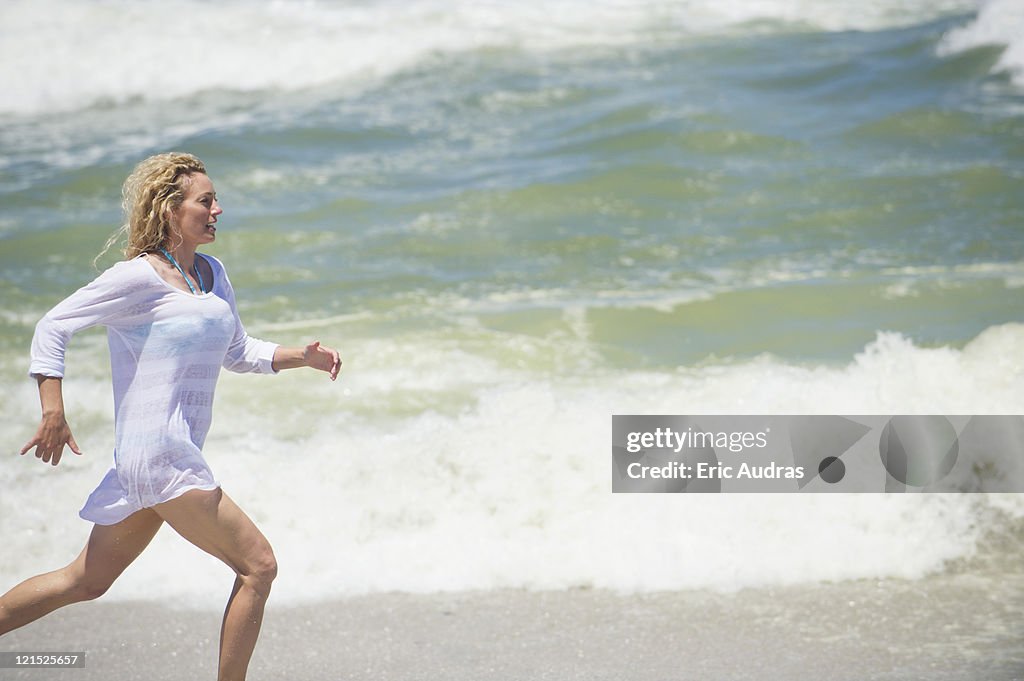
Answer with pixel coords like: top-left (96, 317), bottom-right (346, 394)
top-left (21, 375), bottom-right (82, 466)
top-left (20, 412), bottom-right (82, 466)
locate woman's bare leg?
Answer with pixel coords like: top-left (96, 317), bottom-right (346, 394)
top-left (153, 488), bottom-right (276, 681)
top-left (0, 509), bottom-right (163, 636)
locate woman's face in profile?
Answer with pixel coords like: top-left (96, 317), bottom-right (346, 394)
top-left (172, 173), bottom-right (222, 248)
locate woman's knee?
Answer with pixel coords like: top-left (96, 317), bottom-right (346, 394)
top-left (256, 549), bottom-right (278, 585)
top-left (241, 545), bottom-right (278, 593)
top-left (65, 564), bottom-right (113, 602)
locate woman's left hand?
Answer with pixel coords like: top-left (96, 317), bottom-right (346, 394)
top-left (303, 340), bottom-right (342, 380)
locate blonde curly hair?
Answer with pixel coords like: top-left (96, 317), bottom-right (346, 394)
top-left (96, 152), bottom-right (207, 263)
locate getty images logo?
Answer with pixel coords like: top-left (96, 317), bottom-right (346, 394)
top-left (877, 415), bottom-right (959, 486)
top-left (612, 415), bottom-right (1024, 493)
top-left (820, 415), bottom-right (959, 486)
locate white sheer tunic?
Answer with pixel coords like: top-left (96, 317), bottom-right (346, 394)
top-left (29, 254), bottom-right (278, 526)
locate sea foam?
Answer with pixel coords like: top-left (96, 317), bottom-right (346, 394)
top-left (2, 323), bottom-right (1021, 608)
top-left (938, 0), bottom-right (1024, 87)
top-left (0, 0), bottom-right (980, 117)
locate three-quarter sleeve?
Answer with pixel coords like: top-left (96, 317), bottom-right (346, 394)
top-left (214, 258), bottom-right (279, 375)
top-left (29, 261), bottom-right (146, 379)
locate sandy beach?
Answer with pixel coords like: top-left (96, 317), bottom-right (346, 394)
top-left (3, 568), bottom-right (1021, 681)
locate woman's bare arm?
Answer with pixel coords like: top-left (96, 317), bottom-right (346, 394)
top-left (20, 376), bottom-right (82, 466)
top-left (272, 341), bottom-right (342, 380)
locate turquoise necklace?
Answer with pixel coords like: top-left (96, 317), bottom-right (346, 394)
top-left (160, 247), bottom-right (206, 295)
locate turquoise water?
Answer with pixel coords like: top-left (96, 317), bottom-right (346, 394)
top-left (1, 0), bottom-right (1023, 611)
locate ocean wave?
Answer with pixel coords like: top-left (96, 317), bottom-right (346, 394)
top-left (0, 0), bottom-right (978, 116)
top-left (2, 322), bottom-right (1022, 607)
top-left (939, 0), bottom-right (1024, 86)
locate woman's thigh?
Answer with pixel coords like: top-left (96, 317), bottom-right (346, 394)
top-left (73, 508), bottom-right (164, 590)
top-left (152, 488), bottom-right (275, 577)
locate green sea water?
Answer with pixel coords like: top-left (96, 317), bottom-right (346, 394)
top-left (3, 13), bottom-right (1023, 376)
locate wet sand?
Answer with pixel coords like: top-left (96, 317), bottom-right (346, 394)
top-left (2, 574), bottom-right (1022, 681)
